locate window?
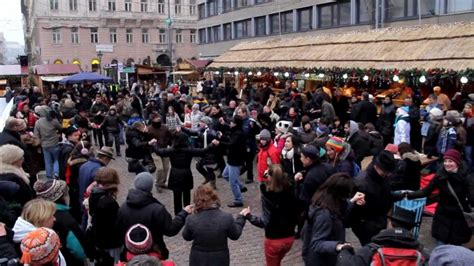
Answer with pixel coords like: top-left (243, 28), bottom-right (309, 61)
top-left (420, 0), bottom-right (436, 15)
top-left (208, 0), bottom-right (217, 16)
top-left (270, 13), bottom-right (280, 34)
top-left (212, 25), bottom-right (220, 42)
top-left (125, 0), bottom-right (132, 11)
top-left (198, 28), bottom-right (206, 43)
top-left (89, 0), bottom-right (97, 11)
top-left (159, 29), bottom-right (167, 43)
top-left (141, 0), bottom-right (148, 12)
top-left (175, 29), bottom-right (183, 43)
top-left (319, 5), bottom-right (333, 28)
top-left (235, 0), bottom-right (248, 9)
top-left (386, 0), bottom-right (419, 19)
top-left (189, 0), bottom-right (196, 15)
top-left (50, 0), bottom-right (58, 10)
top-left (190, 29), bottom-right (196, 43)
top-left (90, 28), bottom-right (98, 43)
top-left (207, 28), bottom-right (213, 43)
top-left (142, 29), bottom-right (149, 43)
top-left (281, 11), bottom-right (293, 33)
top-left (69, 0), bottom-right (78, 11)
top-left (198, 4), bottom-right (205, 19)
top-left (339, 1), bottom-right (351, 25)
top-left (357, 0), bottom-right (373, 23)
top-left (234, 19), bottom-right (251, 38)
top-left (298, 7), bottom-right (312, 31)
top-left (110, 28), bottom-right (117, 43)
top-left (175, 0), bottom-right (182, 14)
top-left (446, 0), bottom-right (473, 13)
top-left (223, 0), bottom-right (232, 12)
top-left (223, 23), bottom-right (232, 40)
top-left (318, 1), bottom-right (351, 28)
top-left (126, 28), bottom-right (133, 43)
top-left (255, 0), bottom-right (270, 3)
top-left (52, 28), bottom-right (61, 44)
top-left (158, 0), bottom-right (165, 14)
top-left (71, 28), bottom-right (79, 44)
top-left (108, 0), bottom-right (116, 11)
top-left (255, 16), bottom-right (266, 36)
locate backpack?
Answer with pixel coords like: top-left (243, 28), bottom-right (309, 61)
top-left (369, 245), bottom-right (425, 266)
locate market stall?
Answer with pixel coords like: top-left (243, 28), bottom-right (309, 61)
top-left (0, 65), bottom-right (28, 95)
top-left (34, 64), bottom-right (82, 93)
top-left (207, 23), bottom-right (474, 103)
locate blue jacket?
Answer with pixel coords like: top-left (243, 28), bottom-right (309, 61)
top-left (436, 127), bottom-right (457, 154)
top-left (78, 158), bottom-right (104, 203)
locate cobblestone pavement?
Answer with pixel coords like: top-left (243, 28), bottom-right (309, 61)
top-left (109, 146), bottom-right (436, 265)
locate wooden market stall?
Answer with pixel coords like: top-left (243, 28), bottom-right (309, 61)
top-left (208, 23), bottom-right (474, 102)
top-left (0, 65), bottom-right (28, 96)
top-left (34, 64), bottom-right (82, 93)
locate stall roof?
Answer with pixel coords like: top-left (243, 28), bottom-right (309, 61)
top-left (0, 65), bottom-right (28, 76)
top-left (209, 23), bottom-right (474, 71)
top-left (40, 76), bottom-right (70, 82)
top-left (34, 64), bottom-right (81, 75)
top-left (186, 59), bottom-right (212, 69)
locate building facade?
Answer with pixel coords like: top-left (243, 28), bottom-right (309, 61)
top-left (197, 0), bottom-right (474, 58)
top-left (22, 0), bottom-right (199, 73)
top-left (0, 33), bottom-right (6, 65)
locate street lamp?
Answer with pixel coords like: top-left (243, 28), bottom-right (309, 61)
top-left (97, 50), bottom-right (103, 75)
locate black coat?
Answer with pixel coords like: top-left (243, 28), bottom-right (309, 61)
top-left (155, 146), bottom-right (210, 191)
top-left (351, 100), bottom-right (377, 125)
top-left (182, 208), bottom-right (246, 266)
top-left (377, 104), bottom-right (396, 137)
top-left (0, 129), bottom-right (26, 151)
top-left (117, 189), bottom-right (187, 259)
top-left (246, 184), bottom-right (299, 239)
top-left (58, 141), bottom-right (74, 181)
top-left (351, 165), bottom-right (401, 245)
top-left (303, 206), bottom-right (348, 266)
top-left (218, 127), bottom-right (246, 166)
top-left (347, 132), bottom-right (370, 165)
top-left (0, 167), bottom-right (34, 209)
top-left (296, 162), bottom-right (334, 207)
top-left (408, 166), bottom-right (474, 244)
top-left (125, 128), bottom-right (152, 160)
top-left (88, 187), bottom-right (122, 249)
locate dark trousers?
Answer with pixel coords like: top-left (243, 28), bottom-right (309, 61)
top-left (196, 160), bottom-right (216, 182)
top-left (106, 131), bottom-right (121, 154)
top-left (93, 128), bottom-right (105, 147)
top-left (173, 189), bottom-right (191, 215)
top-left (243, 151), bottom-right (255, 181)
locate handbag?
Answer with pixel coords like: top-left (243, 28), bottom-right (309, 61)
top-left (447, 181), bottom-right (474, 229)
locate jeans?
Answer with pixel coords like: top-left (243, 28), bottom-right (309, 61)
top-left (43, 145), bottom-right (59, 178)
top-left (223, 164), bottom-right (243, 204)
top-left (106, 132), bottom-right (121, 154)
top-left (264, 236), bottom-right (295, 266)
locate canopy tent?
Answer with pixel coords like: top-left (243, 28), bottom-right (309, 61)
top-left (59, 72), bottom-right (113, 84)
top-left (208, 23), bottom-right (474, 71)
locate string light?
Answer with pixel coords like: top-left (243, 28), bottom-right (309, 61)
top-left (304, 73), bottom-right (310, 78)
top-left (256, 71), bottom-right (262, 76)
top-left (363, 75), bottom-right (369, 81)
top-left (318, 73), bottom-right (324, 78)
top-left (248, 71), bottom-right (253, 76)
top-left (284, 72), bottom-right (289, 77)
top-left (393, 75), bottom-right (400, 82)
top-left (419, 75), bottom-right (426, 83)
top-left (214, 71), bottom-right (220, 75)
top-left (461, 76), bottom-right (468, 84)
top-left (234, 71), bottom-right (239, 76)
top-left (274, 72), bottom-right (279, 77)
top-left (342, 73), bottom-right (348, 79)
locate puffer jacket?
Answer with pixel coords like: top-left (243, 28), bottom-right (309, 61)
top-left (257, 144), bottom-right (281, 182)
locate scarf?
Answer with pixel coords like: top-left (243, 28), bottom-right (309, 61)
top-left (282, 148), bottom-right (295, 174)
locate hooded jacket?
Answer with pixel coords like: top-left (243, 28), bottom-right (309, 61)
top-left (117, 188), bottom-right (187, 259)
top-left (34, 106), bottom-right (62, 148)
top-left (88, 187), bottom-right (121, 249)
top-left (394, 108), bottom-right (411, 145)
top-left (0, 164), bottom-right (34, 207)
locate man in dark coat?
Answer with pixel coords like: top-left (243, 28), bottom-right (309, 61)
top-left (345, 120), bottom-right (370, 165)
top-left (0, 117), bottom-right (27, 151)
top-left (351, 151), bottom-right (402, 245)
top-left (351, 92), bottom-right (377, 125)
top-left (58, 126), bottom-right (81, 181)
top-left (117, 172), bottom-right (191, 260)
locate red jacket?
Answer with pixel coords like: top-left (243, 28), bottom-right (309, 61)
top-left (257, 144), bottom-right (281, 182)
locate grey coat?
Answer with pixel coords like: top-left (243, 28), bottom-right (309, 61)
top-left (182, 207), bottom-right (246, 266)
top-left (34, 117), bottom-right (62, 148)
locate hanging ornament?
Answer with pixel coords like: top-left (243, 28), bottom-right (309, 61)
top-left (419, 75), bottom-right (426, 83)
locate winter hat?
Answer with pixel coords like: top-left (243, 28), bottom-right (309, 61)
top-left (34, 105), bottom-right (50, 118)
top-left (388, 207), bottom-right (417, 230)
top-left (316, 124), bottom-right (330, 136)
top-left (443, 149), bottom-right (462, 166)
top-left (0, 144), bottom-right (24, 165)
top-left (445, 110), bottom-right (462, 124)
top-left (134, 172), bottom-right (154, 193)
top-left (326, 137), bottom-right (345, 153)
top-left (200, 116), bottom-right (212, 125)
top-left (301, 145), bottom-right (321, 161)
top-left (125, 224), bottom-right (153, 255)
top-left (429, 107), bottom-right (443, 117)
top-left (259, 129), bottom-right (271, 140)
top-left (276, 120), bottom-right (292, 134)
top-left (429, 245), bottom-right (474, 266)
top-left (374, 150), bottom-right (396, 172)
top-left (21, 227), bottom-right (61, 265)
top-left (64, 125), bottom-right (80, 137)
top-left (34, 179), bottom-right (68, 202)
top-left (63, 99), bottom-right (75, 108)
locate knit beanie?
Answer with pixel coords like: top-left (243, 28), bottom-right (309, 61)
top-left (200, 116), bottom-right (212, 125)
top-left (0, 144), bottom-right (24, 165)
top-left (301, 145), bottom-right (321, 161)
top-left (21, 227), bottom-right (61, 265)
top-left (443, 149), bottom-right (462, 167)
top-left (429, 245), bottom-right (474, 266)
top-left (326, 137), bottom-right (345, 153)
top-left (34, 179), bottom-right (68, 202)
top-left (125, 224), bottom-right (153, 255)
top-left (134, 172), bottom-right (154, 193)
top-left (316, 124), bottom-right (330, 135)
top-left (259, 129), bottom-right (271, 140)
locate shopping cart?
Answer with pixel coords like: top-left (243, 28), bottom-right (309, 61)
top-left (393, 193), bottom-right (427, 239)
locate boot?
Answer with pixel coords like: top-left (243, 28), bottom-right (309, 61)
top-left (201, 178), bottom-right (210, 185)
top-left (210, 180), bottom-right (217, 190)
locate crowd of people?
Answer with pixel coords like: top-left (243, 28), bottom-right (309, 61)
top-left (0, 79), bottom-right (473, 266)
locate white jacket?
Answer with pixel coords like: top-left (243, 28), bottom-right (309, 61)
top-left (394, 119), bottom-right (411, 145)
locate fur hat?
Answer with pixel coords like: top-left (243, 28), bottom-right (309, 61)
top-left (125, 224), bottom-right (153, 255)
top-left (0, 144), bottom-right (24, 165)
top-left (374, 150), bottom-right (396, 172)
top-left (443, 149), bottom-right (462, 166)
top-left (21, 227), bottom-right (61, 265)
top-left (134, 172), bottom-right (154, 193)
top-left (326, 137), bottom-right (345, 153)
top-left (34, 179), bottom-right (68, 202)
